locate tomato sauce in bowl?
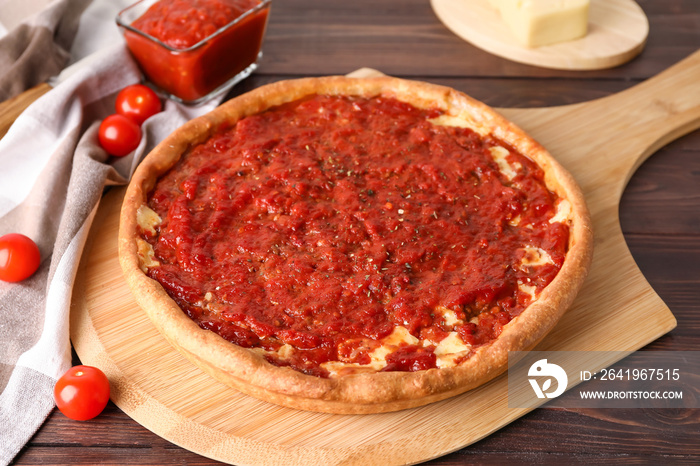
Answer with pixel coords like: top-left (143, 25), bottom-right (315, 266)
top-left (117, 0), bottom-right (270, 104)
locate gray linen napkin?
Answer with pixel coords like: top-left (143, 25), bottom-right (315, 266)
top-left (0, 0), bottom-right (92, 101)
top-left (0, 42), bottom-right (220, 464)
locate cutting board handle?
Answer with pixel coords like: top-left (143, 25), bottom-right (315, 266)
top-left (621, 49), bottom-right (700, 155)
top-left (582, 49), bottom-right (700, 177)
top-left (505, 49), bottom-right (700, 190)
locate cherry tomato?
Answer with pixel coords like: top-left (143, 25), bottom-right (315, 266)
top-left (115, 84), bottom-right (162, 125)
top-left (0, 233), bottom-right (40, 282)
top-left (98, 114), bottom-right (141, 157)
top-left (54, 365), bottom-right (110, 421)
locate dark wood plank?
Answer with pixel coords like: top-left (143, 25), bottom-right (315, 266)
top-left (620, 148), bottom-right (700, 236)
top-left (231, 75), bottom-right (639, 108)
top-left (256, 0), bottom-right (700, 79)
top-left (11, 0), bottom-right (700, 464)
top-left (463, 407), bottom-right (700, 457)
top-left (431, 452), bottom-right (700, 465)
top-left (14, 404), bottom-right (224, 465)
top-left (235, 72), bottom-right (699, 121)
top-left (622, 234), bottom-right (700, 350)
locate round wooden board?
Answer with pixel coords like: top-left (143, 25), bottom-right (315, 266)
top-left (430, 0), bottom-right (648, 70)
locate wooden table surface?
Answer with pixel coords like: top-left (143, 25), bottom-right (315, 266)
top-left (10, 0), bottom-right (700, 464)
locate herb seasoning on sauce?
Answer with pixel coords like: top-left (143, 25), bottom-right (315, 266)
top-left (143, 95), bottom-right (569, 377)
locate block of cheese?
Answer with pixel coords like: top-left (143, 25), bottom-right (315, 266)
top-left (488, 0), bottom-right (590, 48)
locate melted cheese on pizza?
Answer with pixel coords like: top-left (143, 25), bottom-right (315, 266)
top-left (137, 205), bottom-right (162, 235)
top-left (135, 205), bottom-right (162, 272)
top-left (550, 199), bottom-right (572, 224)
top-left (489, 145), bottom-right (522, 181)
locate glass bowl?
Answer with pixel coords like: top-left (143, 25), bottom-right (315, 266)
top-left (116, 0), bottom-right (271, 105)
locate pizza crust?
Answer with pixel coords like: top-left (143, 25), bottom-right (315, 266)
top-left (119, 76), bottom-right (593, 413)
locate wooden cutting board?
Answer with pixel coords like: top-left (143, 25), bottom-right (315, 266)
top-left (431, 0), bottom-right (649, 70)
top-left (70, 50), bottom-right (700, 465)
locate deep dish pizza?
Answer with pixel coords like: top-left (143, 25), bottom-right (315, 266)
top-left (119, 76), bottom-right (593, 413)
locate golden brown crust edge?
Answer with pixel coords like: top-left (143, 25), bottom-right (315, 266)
top-left (118, 76), bottom-right (594, 414)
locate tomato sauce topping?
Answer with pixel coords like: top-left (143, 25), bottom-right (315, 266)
top-left (144, 95), bottom-right (569, 377)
